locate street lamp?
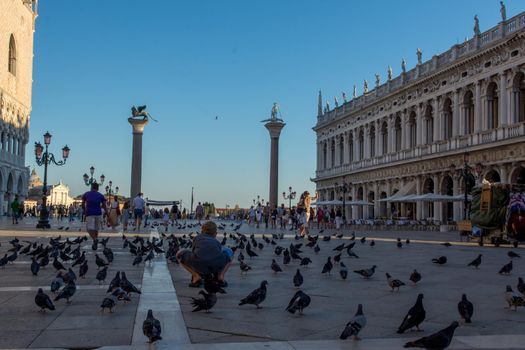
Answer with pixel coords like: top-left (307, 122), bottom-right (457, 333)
top-left (34, 131), bottom-right (70, 229)
top-left (253, 195), bottom-right (261, 206)
top-left (83, 165), bottom-right (105, 187)
top-left (105, 180), bottom-right (119, 197)
top-left (282, 186), bottom-right (296, 209)
top-left (463, 151), bottom-right (470, 220)
top-left (334, 177), bottom-right (348, 222)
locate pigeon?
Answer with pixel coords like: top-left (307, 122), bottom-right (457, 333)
top-left (404, 321), bottom-right (459, 349)
top-left (120, 272), bottom-right (142, 294)
top-left (35, 288), bottom-right (55, 312)
top-left (53, 257), bottom-right (66, 271)
top-left (192, 290), bottom-right (218, 313)
top-left (103, 246), bottom-right (114, 263)
top-left (239, 280), bottom-right (268, 309)
top-left (360, 236), bottom-right (366, 244)
top-left (340, 304), bottom-right (366, 341)
top-left (314, 245), bottom-right (320, 254)
top-left (353, 265), bottom-right (377, 279)
top-left (54, 281), bottom-right (76, 303)
top-left (95, 254), bottom-right (108, 269)
top-left (299, 257), bottom-right (312, 267)
top-left (30, 257), bottom-right (40, 276)
top-left (274, 246), bottom-right (284, 256)
top-left (333, 253), bottom-right (342, 264)
top-left (432, 256), bottom-right (447, 265)
top-left (79, 260), bottom-right (88, 278)
top-left (386, 273), bottom-right (405, 292)
top-left (508, 251), bottom-right (521, 259)
top-left (63, 268), bottom-right (77, 284)
top-left (96, 266), bottom-right (108, 283)
top-left (340, 262), bottom-right (348, 280)
top-left (499, 261), bottom-right (513, 275)
top-left (100, 296), bottom-right (116, 313)
top-left (397, 293), bottom-right (426, 333)
top-left (441, 242), bottom-right (452, 247)
top-left (333, 243), bottom-right (345, 252)
top-left (322, 257), bottom-right (333, 275)
top-left (112, 287), bottom-right (131, 302)
top-left (72, 251), bottom-right (86, 267)
top-left (246, 245), bottom-right (258, 258)
top-left (271, 259), bottom-right (283, 273)
top-left (285, 290), bottom-right (311, 315)
top-left (132, 255), bottom-right (143, 266)
top-left (143, 309), bottom-right (162, 343)
top-left (107, 271), bottom-right (121, 293)
top-left (406, 238), bottom-right (411, 244)
top-left (410, 269), bottom-right (422, 284)
top-left (240, 260), bottom-right (252, 274)
top-left (505, 285), bottom-right (525, 310)
top-left (517, 277), bottom-right (525, 295)
top-left (322, 235), bottom-right (331, 242)
top-left (457, 294), bottom-right (473, 323)
top-left (467, 254), bottom-right (482, 269)
top-left (283, 249), bottom-right (291, 265)
top-left (293, 269), bottom-right (303, 287)
top-left (144, 250), bottom-right (154, 264)
top-left (51, 272), bottom-right (64, 293)
top-left (370, 240), bottom-right (375, 247)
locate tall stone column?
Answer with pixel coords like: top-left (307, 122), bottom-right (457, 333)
top-left (264, 120), bottom-right (285, 209)
top-left (128, 118), bottom-right (149, 198)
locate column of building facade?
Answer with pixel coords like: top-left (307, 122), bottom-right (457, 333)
top-left (474, 80), bottom-right (482, 133)
top-left (363, 124), bottom-right (370, 159)
top-left (335, 135), bottom-right (342, 167)
top-left (351, 185), bottom-right (358, 220)
top-left (375, 119), bottom-right (381, 157)
top-left (481, 78), bottom-right (490, 131)
top-left (499, 70), bottom-right (508, 127)
top-left (416, 104), bottom-right (423, 146)
top-left (353, 128), bottom-right (359, 161)
top-left (434, 98), bottom-right (443, 142)
top-left (388, 115), bottom-right (395, 153)
top-left (326, 138), bottom-right (332, 169)
top-left (415, 176), bottom-right (422, 220)
top-left (403, 111), bottom-right (410, 151)
top-left (342, 131), bottom-right (349, 165)
top-left (452, 89), bottom-right (460, 137)
top-left (433, 173), bottom-right (442, 222)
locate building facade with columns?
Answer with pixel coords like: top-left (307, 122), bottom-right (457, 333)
top-left (313, 11), bottom-right (525, 224)
top-left (0, 0), bottom-right (38, 215)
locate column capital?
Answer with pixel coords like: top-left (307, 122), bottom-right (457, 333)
top-left (264, 121), bottom-right (285, 138)
top-left (128, 118), bottom-right (149, 134)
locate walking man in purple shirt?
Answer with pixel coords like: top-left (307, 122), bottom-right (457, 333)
top-left (82, 182), bottom-right (106, 250)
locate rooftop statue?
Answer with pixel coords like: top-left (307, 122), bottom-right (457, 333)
top-left (416, 48), bottom-right (422, 65)
top-left (388, 66), bottom-right (393, 81)
top-left (474, 15), bottom-right (480, 36)
top-left (261, 102), bottom-right (284, 123)
top-left (401, 59), bottom-right (406, 73)
top-left (500, 1), bottom-right (506, 21)
top-left (353, 85), bottom-right (357, 98)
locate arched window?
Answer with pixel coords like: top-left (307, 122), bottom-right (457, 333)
top-left (464, 90), bottom-right (475, 134)
top-left (8, 35), bottom-right (16, 76)
top-left (486, 82), bottom-right (499, 129)
top-left (443, 98), bottom-right (453, 140)
top-left (348, 133), bottom-right (354, 162)
top-left (425, 105), bottom-right (434, 143)
top-left (395, 116), bottom-right (402, 151)
top-left (358, 129), bottom-right (364, 160)
top-left (512, 73), bottom-right (525, 123)
top-left (339, 136), bottom-right (344, 165)
top-left (409, 111), bottom-right (417, 147)
top-left (381, 122), bottom-right (388, 155)
top-left (369, 125), bottom-right (376, 157)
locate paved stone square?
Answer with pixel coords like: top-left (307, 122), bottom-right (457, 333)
top-left (0, 220), bottom-right (524, 349)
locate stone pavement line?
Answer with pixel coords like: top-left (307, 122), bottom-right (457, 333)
top-left (131, 229), bottom-right (190, 345)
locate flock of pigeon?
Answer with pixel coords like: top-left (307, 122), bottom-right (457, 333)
top-left (1, 221), bottom-right (524, 348)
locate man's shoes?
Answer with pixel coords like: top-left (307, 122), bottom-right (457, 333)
top-left (188, 280), bottom-right (202, 288)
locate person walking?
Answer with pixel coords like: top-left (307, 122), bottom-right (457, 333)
top-left (108, 195), bottom-right (120, 230)
top-left (132, 192), bottom-right (146, 231)
top-left (144, 204), bottom-right (150, 227)
top-left (298, 191), bottom-right (318, 237)
top-left (121, 201), bottom-right (130, 231)
top-left (10, 195), bottom-right (19, 224)
top-left (195, 202), bottom-right (204, 223)
top-left (82, 182), bottom-right (106, 250)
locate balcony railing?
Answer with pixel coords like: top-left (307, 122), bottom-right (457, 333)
top-left (315, 122), bottom-right (525, 179)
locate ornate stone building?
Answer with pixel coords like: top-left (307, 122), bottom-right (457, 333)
top-left (0, 0), bottom-right (38, 214)
top-left (313, 10), bottom-right (525, 224)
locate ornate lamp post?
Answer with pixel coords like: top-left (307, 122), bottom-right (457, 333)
top-left (105, 180), bottom-right (119, 197)
top-left (34, 131), bottom-right (70, 229)
top-left (282, 186), bottom-right (296, 209)
top-left (253, 195), bottom-right (261, 206)
top-left (334, 177), bottom-right (348, 222)
top-left (83, 166), bottom-right (105, 187)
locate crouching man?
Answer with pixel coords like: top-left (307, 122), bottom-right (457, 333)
top-left (176, 221), bottom-right (232, 287)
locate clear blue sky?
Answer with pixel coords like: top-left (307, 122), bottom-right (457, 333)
top-left (28, 0), bottom-right (521, 210)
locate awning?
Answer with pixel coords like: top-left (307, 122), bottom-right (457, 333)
top-left (376, 182), bottom-right (416, 202)
top-left (346, 200), bottom-right (375, 206)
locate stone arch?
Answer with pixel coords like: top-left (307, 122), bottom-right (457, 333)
top-left (512, 71), bottom-right (525, 123)
top-left (510, 165), bottom-right (525, 184)
top-left (443, 97), bottom-right (453, 140)
top-left (486, 81), bottom-right (499, 129)
top-left (440, 175), bottom-right (454, 222)
top-left (484, 169), bottom-right (501, 183)
top-left (463, 89), bottom-right (475, 134)
top-left (17, 174), bottom-right (24, 195)
top-left (423, 177), bottom-right (434, 194)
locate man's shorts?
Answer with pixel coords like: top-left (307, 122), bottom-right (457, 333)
top-left (86, 215), bottom-right (102, 231)
top-left (178, 247), bottom-right (233, 275)
top-left (134, 209), bottom-right (144, 219)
